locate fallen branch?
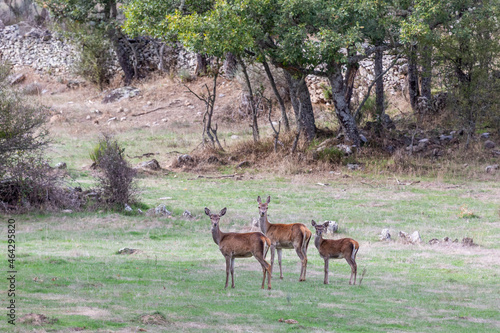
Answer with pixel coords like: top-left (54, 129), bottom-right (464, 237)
top-left (132, 106), bottom-right (167, 117)
top-left (189, 174), bottom-right (237, 180)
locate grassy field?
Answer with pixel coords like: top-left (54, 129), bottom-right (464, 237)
top-left (2, 171), bottom-right (500, 332)
top-left (1, 74), bottom-right (499, 332)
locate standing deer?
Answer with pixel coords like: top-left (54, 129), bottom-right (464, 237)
top-left (205, 207), bottom-right (272, 289)
top-left (311, 220), bottom-right (359, 285)
top-left (257, 196), bottom-right (312, 281)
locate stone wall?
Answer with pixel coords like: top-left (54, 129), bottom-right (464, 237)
top-left (0, 20), bottom-right (407, 104)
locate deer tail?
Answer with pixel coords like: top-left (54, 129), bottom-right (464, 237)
top-left (263, 236), bottom-right (271, 259)
top-left (351, 241), bottom-right (359, 261)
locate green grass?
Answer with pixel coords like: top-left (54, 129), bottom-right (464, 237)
top-left (1, 175), bottom-right (500, 332)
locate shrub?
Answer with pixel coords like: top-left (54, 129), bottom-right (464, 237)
top-left (92, 135), bottom-right (137, 209)
top-left (0, 60), bottom-right (81, 212)
top-left (69, 24), bottom-right (114, 90)
top-left (317, 147), bottom-right (344, 164)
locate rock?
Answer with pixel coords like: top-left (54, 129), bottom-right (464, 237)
top-left (480, 133), bottom-right (490, 139)
top-left (484, 140), bottom-right (495, 149)
top-left (117, 247), bottom-right (140, 254)
top-left (8, 73), bottom-right (26, 85)
top-left (177, 154), bottom-right (195, 166)
top-left (207, 155), bottom-right (219, 164)
top-left (326, 221), bottom-right (338, 233)
top-left (347, 163), bottom-right (361, 170)
top-left (155, 204), bottom-right (171, 216)
top-left (410, 231), bottom-right (421, 244)
top-left (439, 135), bottom-right (453, 141)
top-left (137, 208), bottom-right (143, 214)
top-left (380, 228), bottom-right (391, 241)
top-left (462, 237), bottom-right (476, 247)
top-left (86, 115), bottom-right (92, 120)
top-left (139, 159), bottom-right (161, 170)
top-left (124, 204), bottom-right (133, 212)
top-left (485, 164), bottom-right (499, 173)
top-left (182, 210), bottom-right (193, 219)
top-left (54, 162), bottom-right (67, 169)
top-left (102, 87), bottom-right (140, 103)
top-left (0, 20), bottom-right (5, 31)
top-left (237, 160), bottom-right (251, 168)
top-left (230, 135), bottom-right (239, 140)
top-left (61, 209), bottom-right (73, 214)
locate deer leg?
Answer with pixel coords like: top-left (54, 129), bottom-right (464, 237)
top-left (346, 257), bottom-right (357, 285)
top-left (324, 258), bottom-right (329, 284)
top-left (270, 245), bottom-right (276, 276)
top-left (230, 257), bottom-right (236, 288)
top-left (295, 246), bottom-right (307, 282)
top-left (224, 256), bottom-right (231, 288)
top-left (277, 248), bottom-right (284, 279)
top-left (255, 256), bottom-right (272, 290)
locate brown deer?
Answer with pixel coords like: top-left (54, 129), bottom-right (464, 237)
top-left (257, 196), bottom-right (312, 281)
top-left (311, 220), bottom-right (359, 285)
top-left (205, 207), bottom-right (272, 289)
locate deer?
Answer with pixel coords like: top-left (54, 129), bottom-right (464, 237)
top-left (311, 220), bottom-right (359, 285)
top-left (205, 207), bottom-right (272, 289)
top-left (257, 196), bottom-right (312, 281)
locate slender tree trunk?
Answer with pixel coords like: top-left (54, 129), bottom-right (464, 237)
top-left (344, 63), bottom-right (359, 107)
top-left (238, 56), bottom-right (260, 142)
top-left (108, 29), bottom-right (134, 85)
top-left (223, 52), bottom-right (238, 78)
top-left (374, 46), bottom-right (384, 133)
top-left (421, 44), bottom-right (432, 103)
top-left (328, 63), bottom-right (361, 147)
top-left (262, 58), bottom-right (290, 131)
top-left (285, 71), bottom-right (315, 142)
top-left (408, 44), bottom-right (420, 112)
top-left (195, 53), bottom-right (208, 76)
top-left (283, 70), bottom-right (300, 124)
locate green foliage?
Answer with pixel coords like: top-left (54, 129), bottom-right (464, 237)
top-left (92, 135), bottom-right (137, 209)
top-left (69, 24), bottom-right (114, 90)
top-left (317, 146), bottom-right (344, 164)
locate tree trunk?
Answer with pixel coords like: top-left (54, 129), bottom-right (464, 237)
top-left (283, 69), bottom-right (300, 124)
top-left (109, 29), bottom-right (134, 85)
top-left (195, 53), bottom-right (208, 76)
top-left (420, 44), bottom-right (432, 103)
top-left (262, 58), bottom-right (290, 131)
top-left (344, 63), bottom-right (359, 106)
top-left (374, 46), bottom-right (384, 133)
top-left (408, 44), bottom-right (420, 112)
top-left (285, 71), bottom-right (316, 142)
top-left (328, 64), bottom-right (361, 147)
top-left (223, 52), bottom-right (238, 78)
top-left (238, 56), bottom-right (260, 142)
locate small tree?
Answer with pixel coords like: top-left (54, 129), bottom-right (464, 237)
top-left (92, 135), bottom-right (137, 209)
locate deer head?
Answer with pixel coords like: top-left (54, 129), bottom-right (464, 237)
top-left (311, 220), bottom-right (329, 237)
top-left (257, 195), bottom-right (271, 218)
top-left (205, 207), bottom-right (227, 231)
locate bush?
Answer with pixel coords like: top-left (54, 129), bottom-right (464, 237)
top-left (92, 135), bottom-right (137, 209)
top-left (317, 147), bottom-right (344, 164)
top-left (0, 60), bottom-right (81, 212)
top-left (69, 24), bottom-right (114, 90)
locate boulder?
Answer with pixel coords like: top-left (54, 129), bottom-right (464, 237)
top-left (379, 228), bottom-right (391, 241)
top-left (484, 140), bottom-right (495, 149)
top-left (139, 159), bottom-right (161, 170)
top-left (102, 87), bottom-right (140, 103)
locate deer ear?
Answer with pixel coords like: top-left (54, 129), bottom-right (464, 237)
top-left (257, 196), bottom-right (262, 203)
top-left (311, 220), bottom-right (316, 226)
top-left (266, 196), bottom-right (271, 203)
top-left (324, 221), bottom-right (330, 227)
top-left (220, 207), bottom-right (227, 216)
top-left (204, 207), bottom-right (211, 216)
